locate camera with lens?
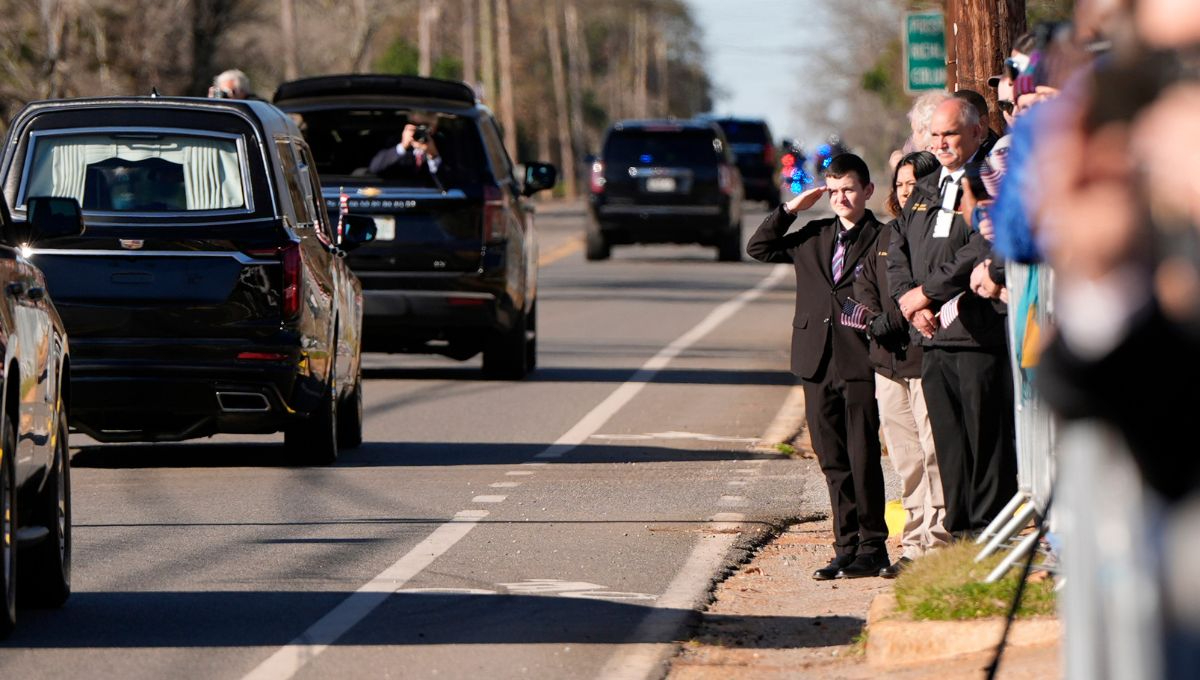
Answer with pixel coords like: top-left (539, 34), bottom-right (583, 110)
top-left (214, 87), bottom-right (234, 99)
top-left (413, 125), bottom-right (430, 143)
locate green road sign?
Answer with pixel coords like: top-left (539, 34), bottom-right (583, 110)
top-left (905, 11), bottom-right (946, 93)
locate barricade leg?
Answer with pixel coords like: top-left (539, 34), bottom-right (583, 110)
top-left (976, 500), bottom-right (1038, 562)
top-left (975, 491), bottom-right (1027, 544)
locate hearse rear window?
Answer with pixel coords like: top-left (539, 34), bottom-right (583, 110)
top-left (21, 130), bottom-right (247, 213)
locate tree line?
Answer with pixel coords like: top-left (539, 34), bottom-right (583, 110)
top-left (0, 0), bottom-right (714, 197)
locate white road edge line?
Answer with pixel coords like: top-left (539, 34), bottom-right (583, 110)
top-left (240, 510), bottom-right (488, 680)
top-left (595, 514), bottom-right (745, 680)
top-left (534, 263), bottom-right (790, 460)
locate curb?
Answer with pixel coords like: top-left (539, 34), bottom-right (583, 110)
top-left (752, 382), bottom-right (813, 456)
top-left (865, 593), bottom-right (1060, 667)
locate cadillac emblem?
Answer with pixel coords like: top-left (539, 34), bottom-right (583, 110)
top-left (119, 239), bottom-right (144, 250)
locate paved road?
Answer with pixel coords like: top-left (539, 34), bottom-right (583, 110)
top-left (1, 202), bottom-right (833, 679)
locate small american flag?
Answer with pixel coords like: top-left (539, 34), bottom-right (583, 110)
top-left (336, 187), bottom-right (349, 239)
top-left (840, 297), bottom-right (870, 331)
top-left (938, 292), bottom-right (964, 328)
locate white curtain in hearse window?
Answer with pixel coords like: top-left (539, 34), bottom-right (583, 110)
top-left (24, 133), bottom-right (245, 211)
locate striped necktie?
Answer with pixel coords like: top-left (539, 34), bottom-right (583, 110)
top-left (831, 230), bottom-right (849, 281)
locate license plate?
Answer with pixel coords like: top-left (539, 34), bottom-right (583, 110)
top-left (645, 177), bottom-right (676, 192)
top-left (371, 215), bottom-right (396, 241)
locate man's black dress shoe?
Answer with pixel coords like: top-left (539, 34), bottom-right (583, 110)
top-left (879, 556), bottom-right (913, 579)
top-left (837, 553), bottom-right (890, 579)
top-left (812, 554), bottom-right (855, 581)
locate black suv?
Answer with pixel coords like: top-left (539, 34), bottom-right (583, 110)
top-left (587, 119), bottom-right (744, 261)
top-left (0, 97), bottom-right (375, 464)
top-left (273, 75), bottom-right (557, 379)
top-left (0, 196), bottom-right (79, 638)
top-left (707, 117), bottom-right (779, 208)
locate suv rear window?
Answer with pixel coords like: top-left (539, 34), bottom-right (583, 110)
top-left (294, 108), bottom-right (487, 189)
top-left (715, 121), bottom-right (770, 145)
top-left (604, 129), bottom-right (724, 167)
top-left (21, 130), bottom-right (247, 212)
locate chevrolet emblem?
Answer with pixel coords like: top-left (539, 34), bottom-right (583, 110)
top-left (357, 187), bottom-right (382, 197)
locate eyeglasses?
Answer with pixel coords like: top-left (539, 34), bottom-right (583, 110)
top-left (997, 100), bottom-right (1015, 115)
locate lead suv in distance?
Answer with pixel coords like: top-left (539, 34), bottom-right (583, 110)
top-left (587, 119), bottom-right (744, 261)
top-left (274, 75), bottom-right (557, 379)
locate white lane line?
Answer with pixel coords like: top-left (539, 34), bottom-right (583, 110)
top-left (731, 469), bottom-right (756, 475)
top-left (754, 382), bottom-right (808, 451)
top-left (596, 514), bottom-right (744, 680)
top-left (534, 264), bottom-right (789, 460)
top-left (240, 510), bottom-right (488, 680)
top-left (489, 482), bottom-right (521, 488)
top-left (718, 495), bottom-right (748, 507)
top-left (472, 495), bottom-right (508, 503)
top-left (506, 471), bottom-right (535, 476)
top-left (726, 480), bottom-right (749, 487)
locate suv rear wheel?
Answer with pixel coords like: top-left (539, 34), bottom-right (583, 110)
top-left (285, 370), bottom-right (339, 465)
top-left (0, 418), bottom-right (18, 638)
top-left (19, 411), bottom-right (71, 608)
top-left (337, 363), bottom-right (364, 450)
top-left (717, 227), bottom-right (742, 262)
top-left (483, 309), bottom-right (530, 380)
top-left (585, 224), bottom-right (610, 261)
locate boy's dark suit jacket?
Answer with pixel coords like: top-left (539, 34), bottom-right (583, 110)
top-left (747, 207), bottom-right (882, 381)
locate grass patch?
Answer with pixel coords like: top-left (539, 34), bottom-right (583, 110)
top-left (893, 541), bottom-right (1056, 620)
top-left (774, 442), bottom-right (797, 456)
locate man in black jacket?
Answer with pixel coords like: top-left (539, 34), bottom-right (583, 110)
top-left (748, 154), bottom-right (889, 580)
top-left (887, 98), bottom-right (1016, 536)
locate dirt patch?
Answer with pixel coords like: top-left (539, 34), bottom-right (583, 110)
top-left (667, 518), bottom-right (1060, 680)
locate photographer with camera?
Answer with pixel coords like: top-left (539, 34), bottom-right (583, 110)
top-left (207, 69), bottom-right (262, 101)
top-left (368, 116), bottom-right (443, 179)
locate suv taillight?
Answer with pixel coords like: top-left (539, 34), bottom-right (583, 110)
top-left (245, 243), bottom-right (304, 319)
top-left (718, 164), bottom-right (735, 195)
top-left (483, 185), bottom-right (506, 243)
top-left (763, 145), bottom-right (776, 166)
top-left (589, 160), bottom-right (606, 194)
top-left (281, 242), bottom-right (303, 318)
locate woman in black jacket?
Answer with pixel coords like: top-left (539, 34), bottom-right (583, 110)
top-left (853, 151), bottom-right (949, 577)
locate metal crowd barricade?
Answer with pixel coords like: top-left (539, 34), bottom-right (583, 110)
top-left (975, 261), bottom-right (1056, 581)
top-left (1059, 421), bottom-right (1163, 680)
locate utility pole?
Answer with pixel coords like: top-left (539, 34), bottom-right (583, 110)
top-left (480, 0), bottom-right (496, 103)
top-left (654, 29), bottom-right (669, 117)
top-left (280, 0), bottom-right (299, 80)
top-left (496, 0), bottom-right (517, 155)
top-left (943, 0), bottom-right (1025, 132)
top-left (545, 0), bottom-right (576, 197)
top-left (418, 0), bottom-right (438, 77)
top-left (631, 9), bottom-right (648, 118)
top-left (564, 0), bottom-right (587, 162)
top-left (462, 0), bottom-right (476, 88)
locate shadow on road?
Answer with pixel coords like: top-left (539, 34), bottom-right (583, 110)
top-left (363, 365), bottom-right (794, 386)
top-left (70, 441), bottom-right (781, 469)
top-left (3, 592), bottom-right (857, 649)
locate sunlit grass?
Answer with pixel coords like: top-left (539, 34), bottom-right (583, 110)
top-left (892, 542), bottom-right (1056, 620)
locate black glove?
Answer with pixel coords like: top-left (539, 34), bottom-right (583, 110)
top-left (868, 310), bottom-right (904, 340)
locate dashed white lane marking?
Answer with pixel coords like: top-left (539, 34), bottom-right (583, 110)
top-left (718, 495), bottom-right (748, 507)
top-left (726, 480), bottom-right (749, 487)
top-left (472, 495), bottom-right (508, 503)
top-left (506, 470), bottom-right (535, 476)
top-left (489, 482), bottom-right (520, 488)
top-left (534, 264), bottom-right (789, 461)
top-left (731, 469), bottom-right (756, 475)
top-left (240, 510), bottom-right (488, 680)
top-left (596, 514), bottom-right (745, 680)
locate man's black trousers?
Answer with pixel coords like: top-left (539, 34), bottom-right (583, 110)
top-left (801, 373), bottom-right (887, 559)
top-left (921, 346), bottom-right (1018, 534)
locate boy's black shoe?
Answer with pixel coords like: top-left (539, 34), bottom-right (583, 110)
top-left (836, 553), bottom-right (890, 579)
top-left (812, 554), bottom-right (855, 581)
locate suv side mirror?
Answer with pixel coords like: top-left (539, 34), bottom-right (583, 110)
top-left (522, 162), bottom-right (558, 196)
top-left (15, 197), bottom-right (85, 246)
top-left (339, 214), bottom-right (377, 251)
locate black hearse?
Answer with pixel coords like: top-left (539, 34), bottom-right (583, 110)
top-left (0, 97), bottom-right (375, 464)
top-left (273, 75), bottom-right (556, 379)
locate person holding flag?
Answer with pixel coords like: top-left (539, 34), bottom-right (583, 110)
top-left (747, 153), bottom-right (891, 580)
